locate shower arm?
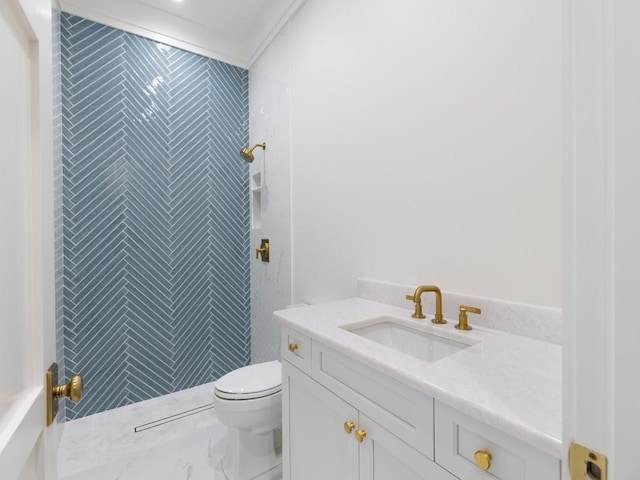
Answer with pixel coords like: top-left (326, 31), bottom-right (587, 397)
top-left (249, 142), bottom-right (266, 153)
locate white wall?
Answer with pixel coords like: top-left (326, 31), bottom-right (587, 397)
top-left (290, 0), bottom-right (563, 307)
top-left (249, 26), bottom-right (292, 363)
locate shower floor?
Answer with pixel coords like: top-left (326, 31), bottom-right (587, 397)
top-left (58, 383), bottom-right (227, 480)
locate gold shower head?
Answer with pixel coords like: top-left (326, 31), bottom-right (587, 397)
top-left (240, 142), bottom-right (266, 163)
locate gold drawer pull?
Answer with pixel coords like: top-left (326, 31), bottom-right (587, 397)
top-left (355, 429), bottom-right (367, 443)
top-left (474, 450), bottom-right (492, 471)
top-left (288, 343), bottom-right (299, 353)
top-left (344, 421), bottom-right (355, 434)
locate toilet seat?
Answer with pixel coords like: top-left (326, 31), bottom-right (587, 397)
top-left (214, 360), bottom-right (282, 400)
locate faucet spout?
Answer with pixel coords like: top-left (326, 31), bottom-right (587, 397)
top-left (405, 285), bottom-right (446, 324)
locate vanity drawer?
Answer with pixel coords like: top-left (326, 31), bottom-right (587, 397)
top-left (312, 342), bottom-right (434, 460)
top-left (434, 401), bottom-right (560, 480)
top-left (281, 327), bottom-right (311, 374)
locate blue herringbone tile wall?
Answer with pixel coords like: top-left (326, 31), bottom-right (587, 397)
top-left (61, 13), bottom-right (250, 419)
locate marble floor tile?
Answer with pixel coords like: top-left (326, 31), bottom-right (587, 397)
top-left (60, 422), bottom-right (227, 480)
top-left (58, 383), bottom-right (283, 480)
top-left (58, 383), bottom-right (222, 479)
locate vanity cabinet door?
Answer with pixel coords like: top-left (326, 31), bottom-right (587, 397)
top-left (283, 361), bottom-right (359, 480)
top-left (434, 402), bottom-right (560, 480)
top-left (358, 413), bottom-right (458, 480)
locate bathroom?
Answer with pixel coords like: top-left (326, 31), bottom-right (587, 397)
top-left (0, 0), bottom-right (638, 479)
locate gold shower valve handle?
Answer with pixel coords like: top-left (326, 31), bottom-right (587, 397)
top-left (474, 450), bottom-right (492, 471)
top-left (255, 239), bottom-right (269, 262)
top-left (355, 429), bottom-right (367, 443)
top-left (54, 374), bottom-right (84, 403)
top-left (344, 421), bottom-right (355, 434)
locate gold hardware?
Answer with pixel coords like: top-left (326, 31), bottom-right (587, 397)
top-left (288, 342), bottom-right (299, 353)
top-left (569, 442), bottom-right (607, 480)
top-left (56, 376), bottom-right (84, 402)
top-left (474, 450), bottom-right (492, 471)
top-left (456, 305), bottom-right (481, 331)
top-left (46, 363), bottom-right (83, 427)
top-left (255, 238), bottom-right (269, 262)
top-left (240, 142), bottom-right (266, 163)
top-left (406, 285), bottom-right (445, 324)
top-left (405, 295), bottom-right (425, 318)
top-left (355, 429), bottom-right (367, 443)
top-left (344, 421), bottom-right (355, 434)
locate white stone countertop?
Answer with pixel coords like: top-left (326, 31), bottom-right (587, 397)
top-left (275, 297), bottom-right (562, 459)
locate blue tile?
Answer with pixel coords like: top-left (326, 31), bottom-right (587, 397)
top-left (61, 13), bottom-right (249, 419)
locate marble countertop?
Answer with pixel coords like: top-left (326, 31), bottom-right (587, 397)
top-left (275, 298), bottom-right (562, 459)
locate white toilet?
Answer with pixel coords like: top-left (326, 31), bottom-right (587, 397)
top-left (213, 360), bottom-right (282, 480)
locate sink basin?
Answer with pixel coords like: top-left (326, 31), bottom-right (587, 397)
top-left (343, 317), bottom-right (470, 363)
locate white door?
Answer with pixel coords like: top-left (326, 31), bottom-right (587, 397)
top-left (563, 0), bottom-right (640, 478)
top-left (0, 0), bottom-right (57, 479)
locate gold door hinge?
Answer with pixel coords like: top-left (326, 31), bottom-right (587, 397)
top-left (569, 442), bottom-right (607, 480)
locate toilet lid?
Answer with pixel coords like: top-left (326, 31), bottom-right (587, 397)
top-left (214, 360), bottom-right (282, 400)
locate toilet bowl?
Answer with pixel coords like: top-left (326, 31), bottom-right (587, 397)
top-left (213, 360), bottom-right (282, 480)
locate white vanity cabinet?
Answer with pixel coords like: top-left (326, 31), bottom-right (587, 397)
top-left (358, 412), bottom-right (454, 480)
top-left (282, 326), bottom-right (455, 480)
top-left (283, 361), bottom-right (456, 480)
top-left (281, 325), bottom-right (561, 480)
top-left (284, 363), bottom-right (358, 480)
top-left (434, 402), bottom-right (561, 480)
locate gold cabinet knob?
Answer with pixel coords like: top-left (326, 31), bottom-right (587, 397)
top-left (355, 429), bottom-right (367, 443)
top-left (474, 450), bottom-right (492, 471)
top-left (53, 374), bottom-right (84, 402)
top-left (344, 421), bottom-right (355, 434)
top-left (288, 343), bottom-right (299, 353)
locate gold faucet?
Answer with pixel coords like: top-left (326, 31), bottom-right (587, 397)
top-left (405, 285), bottom-right (446, 324)
top-left (456, 305), bottom-right (481, 331)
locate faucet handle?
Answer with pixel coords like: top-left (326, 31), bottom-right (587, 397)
top-left (460, 305), bottom-right (481, 315)
top-left (405, 294), bottom-right (425, 319)
top-left (456, 305), bottom-right (481, 330)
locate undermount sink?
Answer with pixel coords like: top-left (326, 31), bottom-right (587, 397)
top-left (342, 317), bottom-right (471, 363)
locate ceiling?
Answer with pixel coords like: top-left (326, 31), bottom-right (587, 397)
top-left (60, 0), bottom-right (307, 68)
